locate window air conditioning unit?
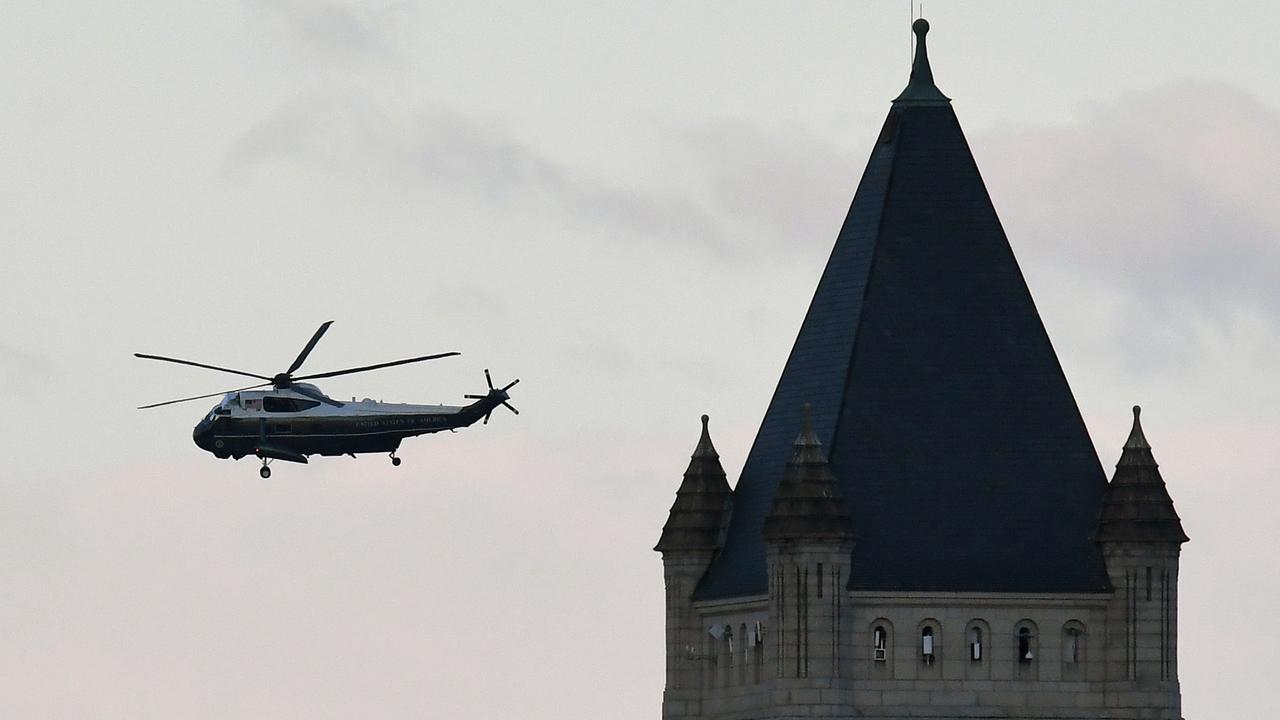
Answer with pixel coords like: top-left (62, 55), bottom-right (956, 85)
top-left (874, 648), bottom-right (887, 662)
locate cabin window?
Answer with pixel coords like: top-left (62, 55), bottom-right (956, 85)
top-left (921, 626), bottom-right (936, 664)
top-left (244, 398), bottom-right (262, 411)
top-left (873, 625), bottom-right (887, 662)
top-left (969, 626), bottom-right (983, 661)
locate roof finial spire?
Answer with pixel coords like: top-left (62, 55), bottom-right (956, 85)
top-left (1125, 405), bottom-right (1151, 450)
top-left (693, 413), bottom-right (719, 458)
top-left (893, 17), bottom-right (951, 106)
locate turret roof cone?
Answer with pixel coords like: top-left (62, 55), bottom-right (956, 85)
top-left (762, 405), bottom-right (853, 543)
top-left (695, 17), bottom-right (1111, 599)
top-left (1097, 406), bottom-right (1189, 544)
top-left (655, 415), bottom-right (734, 552)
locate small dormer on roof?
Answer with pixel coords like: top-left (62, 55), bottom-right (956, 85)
top-left (762, 405), bottom-right (853, 544)
top-left (1097, 406), bottom-right (1190, 545)
top-left (893, 19), bottom-right (951, 107)
top-left (655, 415), bottom-right (734, 553)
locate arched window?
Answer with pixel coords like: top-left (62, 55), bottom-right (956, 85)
top-left (963, 620), bottom-right (991, 679)
top-left (1017, 626), bottom-right (1034, 663)
top-left (752, 621), bottom-right (765, 683)
top-left (873, 625), bottom-right (888, 662)
top-left (921, 626), bottom-right (936, 665)
top-left (724, 625), bottom-right (735, 671)
top-left (1062, 620), bottom-right (1086, 673)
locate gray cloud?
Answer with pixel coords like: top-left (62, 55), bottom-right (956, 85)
top-left (0, 343), bottom-right (55, 395)
top-left (247, 0), bottom-right (412, 67)
top-left (979, 81), bottom-right (1280, 320)
top-left (224, 92), bottom-right (727, 250)
top-left (671, 118), bottom-right (861, 255)
top-left (968, 82), bottom-right (1280, 388)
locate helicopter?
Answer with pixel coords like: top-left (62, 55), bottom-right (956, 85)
top-left (136, 321), bottom-right (518, 477)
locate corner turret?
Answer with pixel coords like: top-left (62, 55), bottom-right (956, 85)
top-left (1098, 406), bottom-right (1186, 717)
top-left (762, 405), bottom-right (853, 543)
top-left (1098, 406), bottom-right (1189, 544)
top-left (656, 415), bottom-right (734, 719)
top-left (656, 415), bottom-right (733, 552)
top-left (762, 406), bottom-right (855, 711)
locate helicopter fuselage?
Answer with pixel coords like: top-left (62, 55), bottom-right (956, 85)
top-left (192, 384), bottom-right (501, 463)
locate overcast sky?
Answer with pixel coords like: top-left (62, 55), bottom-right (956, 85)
top-left (2, 2), bottom-right (1277, 718)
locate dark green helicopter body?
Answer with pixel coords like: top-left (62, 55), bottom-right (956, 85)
top-left (138, 322), bottom-right (518, 477)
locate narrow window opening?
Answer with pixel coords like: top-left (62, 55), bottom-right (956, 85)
top-left (969, 626), bottom-right (983, 662)
top-left (1017, 627), bottom-right (1034, 663)
top-left (921, 626), bottom-right (935, 665)
top-left (1065, 628), bottom-right (1081, 665)
top-left (1146, 566), bottom-right (1153, 601)
top-left (816, 563), bottom-right (823, 598)
top-left (752, 622), bottom-right (764, 683)
top-left (725, 626), bottom-right (734, 670)
top-left (873, 625), bottom-right (887, 662)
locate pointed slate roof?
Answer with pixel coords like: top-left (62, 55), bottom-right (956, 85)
top-left (762, 405), bottom-right (854, 543)
top-left (1096, 407), bottom-right (1189, 544)
top-left (695, 19), bottom-right (1110, 599)
top-left (655, 415), bottom-right (734, 553)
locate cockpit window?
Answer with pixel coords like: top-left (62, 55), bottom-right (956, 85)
top-left (263, 397), bottom-right (321, 413)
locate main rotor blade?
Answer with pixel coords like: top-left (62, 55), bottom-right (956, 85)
top-left (293, 352), bottom-right (460, 381)
top-left (137, 382), bottom-right (272, 410)
top-left (287, 320), bottom-right (333, 375)
top-left (134, 353), bottom-right (272, 382)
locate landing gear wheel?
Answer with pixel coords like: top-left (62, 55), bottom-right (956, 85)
top-left (260, 466), bottom-right (271, 479)
top-left (391, 456), bottom-right (402, 467)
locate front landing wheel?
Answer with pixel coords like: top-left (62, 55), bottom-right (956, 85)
top-left (260, 466), bottom-right (272, 479)
top-left (391, 456), bottom-right (402, 467)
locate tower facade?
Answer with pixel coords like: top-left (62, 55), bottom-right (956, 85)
top-left (654, 19), bottom-right (1189, 720)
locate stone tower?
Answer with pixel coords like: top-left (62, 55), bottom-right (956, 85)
top-left (654, 19), bottom-right (1189, 720)
top-left (655, 415), bottom-right (732, 720)
top-left (761, 406), bottom-right (856, 714)
top-left (1098, 406), bottom-right (1189, 714)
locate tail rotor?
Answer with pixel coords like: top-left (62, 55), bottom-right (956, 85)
top-left (464, 368), bottom-right (520, 424)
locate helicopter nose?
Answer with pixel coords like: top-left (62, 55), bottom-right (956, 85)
top-left (193, 420), bottom-right (214, 451)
